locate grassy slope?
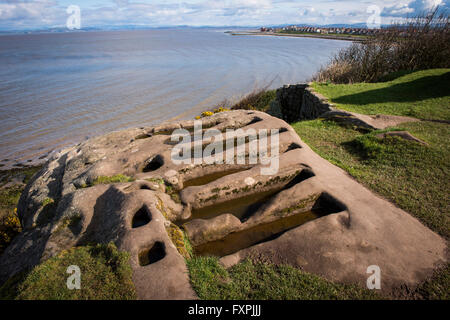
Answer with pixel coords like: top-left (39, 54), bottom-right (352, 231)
top-left (292, 120), bottom-right (449, 239)
top-left (188, 257), bottom-right (381, 300)
top-left (291, 69), bottom-right (449, 299)
top-left (312, 69), bottom-right (450, 120)
top-left (298, 70), bottom-right (450, 239)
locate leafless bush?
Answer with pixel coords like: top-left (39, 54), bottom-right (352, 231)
top-left (313, 7), bottom-right (449, 83)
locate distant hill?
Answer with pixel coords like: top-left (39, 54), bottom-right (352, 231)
top-left (0, 23), bottom-right (391, 35)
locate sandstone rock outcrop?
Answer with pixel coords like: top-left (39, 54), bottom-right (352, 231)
top-left (0, 110), bottom-right (446, 298)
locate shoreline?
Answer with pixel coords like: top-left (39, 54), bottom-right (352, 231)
top-left (1, 30), bottom-right (350, 170)
top-left (228, 31), bottom-right (367, 42)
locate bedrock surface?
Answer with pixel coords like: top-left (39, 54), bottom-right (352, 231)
top-left (0, 110), bottom-right (446, 297)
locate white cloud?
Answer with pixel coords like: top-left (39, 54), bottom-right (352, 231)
top-left (301, 7), bottom-right (316, 16)
top-left (0, 0), bottom-right (64, 28)
top-left (113, 0), bottom-right (129, 7)
top-left (382, 0), bottom-right (449, 17)
top-left (0, 0), bottom-right (448, 30)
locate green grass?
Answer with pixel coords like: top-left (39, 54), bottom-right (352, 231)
top-left (292, 120), bottom-right (449, 239)
top-left (0, 166), bottom-right (41, 216)
top-left (92, 174), bottom-right (135, 185)
top-left (0, 166), bottom-right (42, 255)
top-left (187, 69), bottom-right (450, 301)
top-left (0, 187), bottom-right (22, 218)
top-left (187, 257), bottom-right (381, 300)
top-left (289, 68), bottom-right (450, 299)
top-left (297, 70), bottom-right (450, 239)
top-left (289, 69), bottom-right (449, 299)
top-left (413, 264), bottom-right (450, 300)
top-left (0, 166), bottom-right (42, 187)
top-left (79, 174), bottom-right (135, 188)
top-left (186, 116), bottom-right (448, 301)
top-left (231, 89), bottom-right (276, 112)
top-left (312, 69), bottom-right (450, 120)
top-left (0, 243), bottom-right (136, 300)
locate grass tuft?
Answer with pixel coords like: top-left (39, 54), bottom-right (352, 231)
top-left (0, 243), bottom-right (136, 300)
top-left (92, 175), bottom-right (135, 186)
top-left (187, 257), bottom-right (382, 300)
top-left (0, 166), bottom-right (41, 255)
top-left (231, 89), bottom-right (276, 112)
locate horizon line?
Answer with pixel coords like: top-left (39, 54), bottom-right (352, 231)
top-left (0, 22), bottom-right (391, 34)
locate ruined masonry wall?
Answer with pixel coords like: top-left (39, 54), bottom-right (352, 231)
top-left (275, 84), bottom-right (334, 122)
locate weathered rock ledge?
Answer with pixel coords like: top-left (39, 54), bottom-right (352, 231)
top-left (0, 110), bottom-right (446, 298)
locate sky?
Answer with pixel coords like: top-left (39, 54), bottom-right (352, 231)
top-left (0, 0), bottom-right (448, 30)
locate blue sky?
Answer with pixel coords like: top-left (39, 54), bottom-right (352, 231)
top-left (0, 0), bottom-right (448, 30)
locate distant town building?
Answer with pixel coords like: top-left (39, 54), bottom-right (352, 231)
top-left (260, 25), bottom-right (389, 36)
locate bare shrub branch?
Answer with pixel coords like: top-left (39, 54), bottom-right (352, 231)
top-left (312, 7), bottom-right (449, 83)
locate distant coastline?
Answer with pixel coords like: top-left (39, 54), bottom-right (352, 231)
top-left (227, 31), bottom-right (367, 42)
top-left (0, 29), bottom-right (351, 170)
